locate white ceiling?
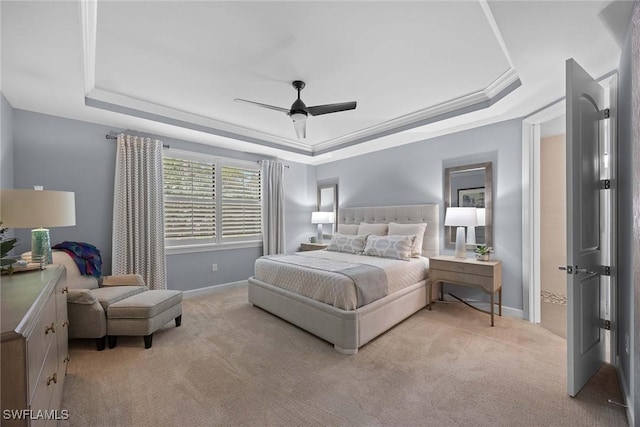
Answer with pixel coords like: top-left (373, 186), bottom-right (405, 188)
top-left (1, 1), bottom-right (630, 165)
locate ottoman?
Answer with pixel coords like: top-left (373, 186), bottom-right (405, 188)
top-left (106, 289), bottom-right (183, 349)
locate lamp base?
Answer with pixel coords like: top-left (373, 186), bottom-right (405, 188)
top-left (454, 227), bottom-right (467, 259)
top-left (31, 228), bottom-right (52, 264)
top-left (317, 223), bottom-right (324, 244)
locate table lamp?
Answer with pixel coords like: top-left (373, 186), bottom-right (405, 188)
top-left (0, 188), bottom-right (76, 264)
top-left (444, 207), bottom-right (477, 259)
top-left (466, 208), bottom-right (486, 245)
top-left (311, 211), bottom-right (335, 244)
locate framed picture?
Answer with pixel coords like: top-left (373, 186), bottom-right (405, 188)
top-left (458, 187), bottom-right (485, 208)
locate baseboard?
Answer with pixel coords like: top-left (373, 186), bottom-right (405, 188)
top-left (615, 355), bottom-right (635, 426)
top-left (182, 280), bottom-right (248, 299)
top-left (441, 294), bottom-right (524, 319)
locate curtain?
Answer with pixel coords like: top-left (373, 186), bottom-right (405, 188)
top-left (261, 160), bottom-right (286, 255)
top-left (112, 134), bottom-right (167, 290)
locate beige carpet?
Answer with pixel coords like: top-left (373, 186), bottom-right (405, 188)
top-left (61, 285), bottom-right (627, 426)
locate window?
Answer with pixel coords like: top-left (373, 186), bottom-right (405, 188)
top-left (163, 151), bottom-right (261, 250)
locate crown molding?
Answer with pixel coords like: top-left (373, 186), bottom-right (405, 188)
top-left (80, 0), bottom-right (97, 97)
top-left (85, 88), bottom-right (313, 155)
top-left (312, 69), bottom-right (521, 155)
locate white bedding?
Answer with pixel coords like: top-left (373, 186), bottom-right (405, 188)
top-left (254, 250), bottom-right (430, 310)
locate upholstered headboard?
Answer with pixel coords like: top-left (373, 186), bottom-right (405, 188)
top-left (337, 204), bottom-right (440, 258)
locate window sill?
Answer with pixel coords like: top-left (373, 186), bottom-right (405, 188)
top-left (165, 240), bottom-right (262, 255)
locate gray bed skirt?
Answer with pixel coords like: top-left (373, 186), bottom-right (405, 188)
top-left (248, 277), bottom-right (428, 354)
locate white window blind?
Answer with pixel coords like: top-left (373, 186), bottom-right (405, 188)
top-left (163, 157), bottom-right (216, 243)
top-left (163, 152), bottom-right (261, 249)
top-left (221, 165), bottom-right (261, 241)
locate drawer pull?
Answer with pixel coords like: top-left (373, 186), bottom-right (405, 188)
top-left (44, 323), bottom-right (55, 334)
top-left (46, 373), bottom-right (57, 386)
top-left (62, 320), bottom-right (69, 328)
top-left (62, 286), bottom-right (69, 294)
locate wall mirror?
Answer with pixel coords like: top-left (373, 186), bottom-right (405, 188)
top-left (444, 162), bottom-right (493, 249)
top-left (317, 184), bottom-right (338, 236)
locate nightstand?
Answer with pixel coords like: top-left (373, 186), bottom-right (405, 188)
top-left (428, 255), bottom-right (502, 326)
top-left (300, 242), bottom-right (328, 251)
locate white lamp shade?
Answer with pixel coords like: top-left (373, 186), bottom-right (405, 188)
top-left (0, 189), bottom-right (76, 228)
top-left (311, 211), bottom-right (335, 224)
top-left (444, 207), bottom-right (477, 227)
top-left (476, 208), bottom-right (486, 227)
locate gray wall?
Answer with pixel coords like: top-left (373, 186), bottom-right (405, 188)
top-left (11, 109), bottom-right (314, 291)
top-left (316, 118), bottom-right (523, 311)
top-left (1, 93), bottom-right (14, 189)
top-left (616, 5), bottom-right (637, 424)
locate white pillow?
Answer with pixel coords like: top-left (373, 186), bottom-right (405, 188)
top-left (388, 222), bottom-right (427, 257)
top-left (363, 235), bottom-right (413, 261)
top-left (337, 224), bottom-right (360, 235)
top-left (358, 222), bottom-right (388, 236)
top-left (327, 234), bottom-right (369, 254)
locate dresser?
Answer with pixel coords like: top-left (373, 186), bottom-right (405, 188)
top-left (1, 265), bottom-right (69, 426)
top-left (428, 255), bottom-right (502, 326)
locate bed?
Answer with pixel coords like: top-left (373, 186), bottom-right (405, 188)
top-left (248, 204), bottom-right (439, 354)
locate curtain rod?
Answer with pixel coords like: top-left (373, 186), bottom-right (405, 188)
top-left (256, 161), bottom-right (289, 169)
top-left (105, 134), bottom-right (170, 149)
top-left (106, 134), bottom-right (288, 168)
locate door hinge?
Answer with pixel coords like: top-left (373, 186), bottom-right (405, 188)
top-left (601, 319), bottom-right (612, 330)
top-left (601, 266), bottom-right (611, 276)
top-left (600, 179), bottom-right (611, 190)
top-left (599, 108), bottom-right (610, 120)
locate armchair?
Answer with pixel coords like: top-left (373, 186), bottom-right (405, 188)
top-left (49, 250), bottom-right (148, 350)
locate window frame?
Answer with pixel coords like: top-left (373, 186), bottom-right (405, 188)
top-left (163, 149), bottom-right (262, 255)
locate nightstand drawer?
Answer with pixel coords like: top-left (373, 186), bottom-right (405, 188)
top-left (430, 269), bottom-right (496, 291)
top-left (300, 243), bottom-right (328, 251)
top-left (430, 258), bottom-right (495, 277)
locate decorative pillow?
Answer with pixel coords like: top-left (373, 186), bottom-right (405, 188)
top-left (326, 233), bottom-right (369, 254)
top-left (337, 224), bottom-right (360, 235)
top-left (388, 222), bottom-right (427, 257)
top-left (357, 222), bottom-right (388, 236)
top-left (363, 235), bottom-right (413, 261)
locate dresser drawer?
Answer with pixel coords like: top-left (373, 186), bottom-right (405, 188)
top-left (430, 258), bottom-right (495, 277)
top-left (26, 292), bottom-right (57, 402)
top-left (430, 269), bottom-right (497, 292)
top-left (29, 341), bottom-right (58, 425)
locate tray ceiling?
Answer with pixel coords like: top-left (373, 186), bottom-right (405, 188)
top-left (1, 1), bottom-right (628, 164)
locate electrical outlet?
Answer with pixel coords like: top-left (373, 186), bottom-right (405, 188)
top-left (211, 264), bottom-right (218, 272)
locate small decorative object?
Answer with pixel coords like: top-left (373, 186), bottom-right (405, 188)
top-left (0, 221), bottom-right (19, 275)
top-left (474, 245), bottom-right (492, 261)
top-left (309, 236), bottom-right (317, 243)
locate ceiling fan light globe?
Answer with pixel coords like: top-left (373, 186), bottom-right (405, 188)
top-left (291, 112), bottom-right (307, 122)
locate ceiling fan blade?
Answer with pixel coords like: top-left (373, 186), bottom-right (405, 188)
top-left (293, 120), bottom-right (306, 139)
top-left (234, 98), bottom-right (290, 114)
top-left (307, 101), bottom-right (357, 116)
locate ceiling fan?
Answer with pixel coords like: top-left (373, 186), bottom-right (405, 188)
top-left (234, 80), bottom-right (357, 139)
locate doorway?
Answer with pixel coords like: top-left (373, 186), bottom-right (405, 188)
top-left (539, 117), bottom-right (567, 339)
top-left (522, 73), bottom-right (617, 366)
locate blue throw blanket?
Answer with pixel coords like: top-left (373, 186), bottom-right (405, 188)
top-left (52, 241), bottom-right (102, 278)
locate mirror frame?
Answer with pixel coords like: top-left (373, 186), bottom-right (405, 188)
top-left (444, 162), bottom-right (493, 249)
top-left (317, 184), bottom-right (338, 235)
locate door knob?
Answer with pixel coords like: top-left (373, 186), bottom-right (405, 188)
top-left (559, 266), bottom-right (573, 274)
